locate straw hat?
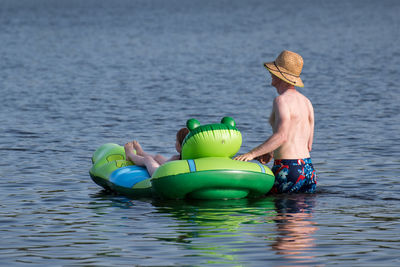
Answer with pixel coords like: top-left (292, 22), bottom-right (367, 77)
top-left (264, 50), bottom-right (304, 87)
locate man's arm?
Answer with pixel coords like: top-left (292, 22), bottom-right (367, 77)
top-left (235, 97), bottom-right (291, 161)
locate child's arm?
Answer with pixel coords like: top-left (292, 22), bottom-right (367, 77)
top-left (154, 153), bottom-right (181, 165)
top-left (166, 155), bottom-right (180, 162)
top-left (155, 154), bottom-right (181, 164)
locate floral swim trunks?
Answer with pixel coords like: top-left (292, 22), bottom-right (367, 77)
top-left (271, 158), bottom-right (317, 193)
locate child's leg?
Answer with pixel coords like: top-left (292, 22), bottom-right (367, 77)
top-left (125, 141), bottom-right (153, 159)
top-left (125, 143), bottom-right (148, 166)
top-left (154, 154), bottom-right (168, 165)
top-left (128, 153), bottom-right (160, 176)
top-left (124, 142), bottom-right (159, 175)
top-left (124, 142), bottom-right (135, 161)
top-left (132, 141), bottom-right (151, 157)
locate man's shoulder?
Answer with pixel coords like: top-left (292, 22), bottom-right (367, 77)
top-left (273, 95), bottom-right (286, 105)
top-left (295, 92), bottom-right (314, 112)
top-left (276, 91), bottom-right (313, 110)
top-left (274, 92), bottom-right (292, 103)
top-left (293, 90), bottom-right (313, 104)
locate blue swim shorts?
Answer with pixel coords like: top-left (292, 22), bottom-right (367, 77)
top-left (271, 158), bottom-right (317, 193)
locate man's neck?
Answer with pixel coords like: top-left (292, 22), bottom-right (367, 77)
top-left (278, 85), bottom-right (296, 95)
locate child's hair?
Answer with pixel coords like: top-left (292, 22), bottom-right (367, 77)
top-left (176, 127), bottom-right (189, 145)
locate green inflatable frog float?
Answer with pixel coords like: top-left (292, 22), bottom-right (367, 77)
top-left (89, 117), bottom-right (275, 200)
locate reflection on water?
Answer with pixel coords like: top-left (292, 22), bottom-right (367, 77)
top-left (151, 197), bottom-right (278, 265)
top-left (86, 188), bottom-right (399, 266)
top-left (271, 194), bottom-right (318, 263)
top-left (149, 195), bottom-right (318, 265)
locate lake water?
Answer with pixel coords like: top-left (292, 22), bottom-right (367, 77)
top-left (1, 0), bottom-right (400, 265)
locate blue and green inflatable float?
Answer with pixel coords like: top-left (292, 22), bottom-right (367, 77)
top-left (89, 117), bottom-right (275, 200)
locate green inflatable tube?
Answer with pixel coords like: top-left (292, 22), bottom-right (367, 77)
top-left (88, 117), bottom-right (275, 200)
top-left (151, 157), bottom-right (275, 199)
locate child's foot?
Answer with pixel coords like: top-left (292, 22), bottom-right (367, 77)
top-left (132, 140), bottom-right (145, 156)
top-left (124, 141), bottom-right (134, 151)
top-left (124, 142), bottom-right (135, 161)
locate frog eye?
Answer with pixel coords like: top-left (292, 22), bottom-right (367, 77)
top-left (221, 117), bottom-right (236, 127)
top-left (186, 118), bottom-right (201, 131)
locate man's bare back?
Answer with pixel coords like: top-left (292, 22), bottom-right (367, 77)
top-left (269, 89), bottom-right (314, 160)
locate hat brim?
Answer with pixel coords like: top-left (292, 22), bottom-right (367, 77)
top-left (264, 62), bottom-right (304, 87)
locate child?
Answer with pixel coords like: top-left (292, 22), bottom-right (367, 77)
top-left (124, 127), bottom-right (189, 176)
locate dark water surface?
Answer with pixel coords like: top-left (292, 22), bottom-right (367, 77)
top-left (1, 0), bottom-right (400, 266)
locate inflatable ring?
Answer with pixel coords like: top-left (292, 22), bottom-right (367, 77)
top-left (151, 157), bottom-right (274, 199)
top-left (89, 117), bottom-right (275, 200)
top-left (89, 143), bottom-right (152, 197)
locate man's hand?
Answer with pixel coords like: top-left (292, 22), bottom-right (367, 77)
top-left (234, 152), bottom-right (255, 162)
top-left (255, 152), bottom-right (273, 164)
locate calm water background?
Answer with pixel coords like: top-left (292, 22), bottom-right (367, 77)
top-left (1, 0), bottom-right (400, 266)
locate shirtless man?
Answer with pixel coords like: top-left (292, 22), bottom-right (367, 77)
top-left (235, 50), bottom-right (317, 193)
